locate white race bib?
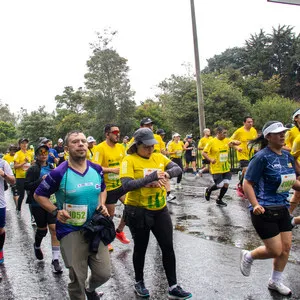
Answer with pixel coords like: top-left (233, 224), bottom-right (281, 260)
top-left (22, 162), bottom-right (31, 171)
top-left (277, 173), bottom-right (296, 193)
top-left (219, 153), bottom-right (228, 162)
top-left (64, 203), bottom-right (88, 226)
top-left (108, 173), bottom-right (120, 180)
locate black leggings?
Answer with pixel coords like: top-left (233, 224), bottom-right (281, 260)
top-left (16, 178), bottom-right (26, 211)
top-left (127, 206), bottom-right (177, 286)
top-left (171, 158), bottom-right (183, 184)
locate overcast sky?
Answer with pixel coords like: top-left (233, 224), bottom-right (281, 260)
top-left (1, 0), bottom-right (300, 114)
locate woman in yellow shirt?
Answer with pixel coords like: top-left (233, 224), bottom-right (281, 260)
top-left (120, 128), bottom-right (192, 300)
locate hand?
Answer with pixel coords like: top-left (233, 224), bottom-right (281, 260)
top-left (50, 153), bottom-right (55, 158)
top-left (253, 204), bottom-right (265, 215)
top-left (57, 209), bottom-right (71, 223)
top-left (98, 205), bottom-right (109, 217)
top-left (237, 147), bottom-right (243, 152)
top-left (210, 159), bottom-right (216, 164)
top-left (112, 168), bottom-right (120, 174)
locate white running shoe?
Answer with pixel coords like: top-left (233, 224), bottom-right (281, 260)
top-left (240, 250), bottom-right (252, 277)
top-left (268, 279), bottom-right (292, 296)
top-left (167, 194), bottom-right (176, 202)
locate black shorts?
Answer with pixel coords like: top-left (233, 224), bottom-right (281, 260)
top-left (239, 160), bottom-right (250, 168)
top-left (202, 159), bottom-right (210, 165)
top-left (106, 186), bottom-right (126, 205)
top-left (31, 205), bottom-right (56, 227)
top-left (185, 154), bottom-right (196, 163)
top-left (250, 206), bottom-right (292, 240)
top-left (212, 172), bottom-right (232, 185)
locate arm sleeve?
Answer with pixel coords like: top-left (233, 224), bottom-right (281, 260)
top-left (165, 161), bottom-right (182, 178)
top-left (121, 171), bottom-right (158, 192)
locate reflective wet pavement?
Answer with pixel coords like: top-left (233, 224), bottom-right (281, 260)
top-left (1, 173), bottom-right (300, 299)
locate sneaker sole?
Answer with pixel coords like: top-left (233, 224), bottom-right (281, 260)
top-left (168, 294), bottom-right (192, 300)
top-left (116, 237), bottom-right (130, 244)
top-left (134, 290), bottom-right (150, 298)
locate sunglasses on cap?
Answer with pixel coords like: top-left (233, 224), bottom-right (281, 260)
top-left (109, 130), bottom-right (120, 135)
top-left (38, 149), bottom-right (49, 155)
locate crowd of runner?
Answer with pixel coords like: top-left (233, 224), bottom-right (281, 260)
top-left (1, 113), bottom-right (300, 299)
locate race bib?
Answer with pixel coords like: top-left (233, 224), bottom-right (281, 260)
top-left (50, 194), bottom-right (57, 204)
top-left (22, 162), bottom-right (31, 171)
top-left (64, 203), bottom-right (88, 226)
top-left (108, 173), bottom-right (120, 180)
top-left (277, 173), bottom-right (296, 193)
top-left (58, 152), bottom-right (64, 157)
top-left (192, 149), bottom-right (196, 157)
top-left (175, 150), bottom-right (182, 158)
top-left (219, 153), bottom-right (228, 162)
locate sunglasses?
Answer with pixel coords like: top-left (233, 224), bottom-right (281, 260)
top-left (38, 150), bottom-right (49, 155)
top-left (109, 130), bottom-right (120, 135)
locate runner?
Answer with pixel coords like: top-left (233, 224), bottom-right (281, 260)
top-left (197, 128), bottom-right (213, 177)
top-left (168, 133), bottom-right (185, 190)
top-left (0, 157), bottom-right (16, 264)
top-left (240, 121), bottom-right (300, 296)
top-left (230, 116), bottom-right (257, 197)
top-left (14, 138), bottom-right (32, 215)
top-left (120, 128), bottom-right (192, 299)
top-left (54, 138), bottom-right (65, 166)
top-left (93, 124), bottom-right (130, 252)
top-left (183, 135), bottom-right (197, 175)
top-left (24, 143), bottom-right (62, 273)
top-left (86, 136), bottom-right (97, 161)
top-left (34, 130), bottom-right (111, 300)
top-left (202, 127), bottom-right (232, 207)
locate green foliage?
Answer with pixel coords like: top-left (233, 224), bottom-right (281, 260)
top-left (250, 96), bottom-right (298, 130)
top-left (0, 121), bottom-right (16, 141)
top-left (0, 101), bottom-right (16, 125)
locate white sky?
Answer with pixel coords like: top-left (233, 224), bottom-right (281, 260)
top-left (0, 0), bottom-right (300, 114)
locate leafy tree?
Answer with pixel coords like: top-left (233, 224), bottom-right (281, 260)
top-left (17, 106), bottom-right (56, 144)
top-left (84, 30), bottom-right (136, 139)
top-left (250, 96), bottom-right (298, 130)
top-left (0, 101), bottom-right (16, 124)
top-left (0, 121), bottom-right (17, 142)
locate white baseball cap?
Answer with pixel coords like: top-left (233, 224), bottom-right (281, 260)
top-left (87, 136), bottom-right (96, 143)
top-left (262, 122), bottom-right (288, 137)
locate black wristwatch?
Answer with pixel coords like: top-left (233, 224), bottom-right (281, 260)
top-left (51, 208), bottom-right (58, 217)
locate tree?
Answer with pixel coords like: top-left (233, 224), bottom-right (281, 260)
top-left (84, 30), bottom-right (136, 139)
top-left (0, 121), bottom-right (16, 142)
top-left (17, 106), bottom-right (56, 144)
top-left (0, 101), bottom-right (16, 124)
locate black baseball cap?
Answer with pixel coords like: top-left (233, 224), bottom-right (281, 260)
top-left (140, 117), bottom-right (153, 126)
top-left (156, 129), bottom-right (165, 135)
top-left (18, 138), bottom-right (29, 144)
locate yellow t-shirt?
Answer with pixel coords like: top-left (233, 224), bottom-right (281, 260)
top-left (86, 145), bottom-right (96, 161)
top-left (3, 153), bottom-right (15, 173)
top-left (203, 137), bottom-right (230, 174)
top-left (129, 133), bottom-right (165, 153)
top-left (14, 150), bottom-right (32, 178)
top-left (92, 141), bottom-right (126, 191)
top-left (230, 126), bottom-right (257, 161)
top-left (198, 136), bottom-right (213, 159)
top-left (291, 134), bottom-right (300, 162)
top-left (168, 141), bottom-right (184, 158)
top-left (120, 153), bottom-right (170, 210)
top-left (28, 149), bottom-right (35, 161)
top-left (285, 126), bottom-right (299, 149)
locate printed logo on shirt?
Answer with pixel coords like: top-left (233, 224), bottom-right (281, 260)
top-left (95, 184), bottom-right (101, 189)
top-left (272, 164), bottom-right (281, 169)
top-left (77, 182), bottom-right (93, 188)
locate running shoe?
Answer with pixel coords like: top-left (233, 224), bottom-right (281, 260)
top-left (216, 199), bottom-right (227, 207)
top-left (204, 188), bottom-right (211, 201)
top-left (107, 244), bottom-right (114, 252)
top-left (196, 172), bottom-right (202, 178)
top-left (236, 183), bottom-right (245, 198)
top-left (34, 243), bottom-right (44, 260)
top-left (0, 249), bottom-right (4, 264)
top-left (168, 285), bottom-right (192, 299)
top-left (175, 183), bottom-right (180, 190)
top-left (134, 280), bottom-right (150, 298)
top-left (51, 259), bottom-right (63, 273)
top-left (85, 289), bottom-right (104, 299)
top-left (290, 216), bottom-right (298, 229)
top-left (115, 231), bottom-right (130, 244)
top-left (268, 279), bottom-right (292, 296)
top-left (167, 194), bottom-right (177, 202)
top-left (240, 250), bottom-right (252, 277)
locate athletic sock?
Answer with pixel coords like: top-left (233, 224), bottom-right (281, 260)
top-left (0, 232), bottom-right (5, 250)
top-left (219, 187), bottom-right (228, 200)
top-left (169, 284), bottom-right (177, 291)
top-left (208, 184), bottom-right (218, 193)
top-left (52, 246), bottom-right (60, 260)
top-left (245, 251), bottom-right (253, 263)
top-left (271, 270), bottom-right (283, 283)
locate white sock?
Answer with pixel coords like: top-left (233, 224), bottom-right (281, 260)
top-left (169, 284), bottom-right (177, 291)
top-left (271, 270), bottom-right (282, 283)
top-left (245, 251), bottom-right (253, 263)
top-left (291, 217), bottom-right (296, 226)
top-left (52, 246), bottom-right (60, 260)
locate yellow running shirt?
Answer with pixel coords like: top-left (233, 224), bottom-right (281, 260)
top-left (230, 126), bottom-right (257, 161)
top-left (3, 153), bottom-right (15, 172)
top-left (198, 136), bottom-right (213, 159)
top-left (291, 134), bottom-right (300, 162)
top-left (120, 153), bottom-right (170, 210)
top-left (168, 141), bottom-right (184, 158)
top-left (86, 145), bottom-right (96, 161)
top-left (203, 137), bottom-right (230, 174)
top-left (92, 141), bottom-right (125, 191)
top-left (285, 126), bottom-right (299, 149)
top-left (14, 150), bottom-right (32, 178)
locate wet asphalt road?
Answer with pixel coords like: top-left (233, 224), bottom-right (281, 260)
top-left (1, 173), bottom-right (300, 299)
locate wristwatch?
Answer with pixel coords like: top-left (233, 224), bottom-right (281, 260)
top-left (51, 208), bottom-right (58, 217)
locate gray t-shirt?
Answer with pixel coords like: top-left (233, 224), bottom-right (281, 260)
top-left (0, 159), bottom-right (14, 208)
